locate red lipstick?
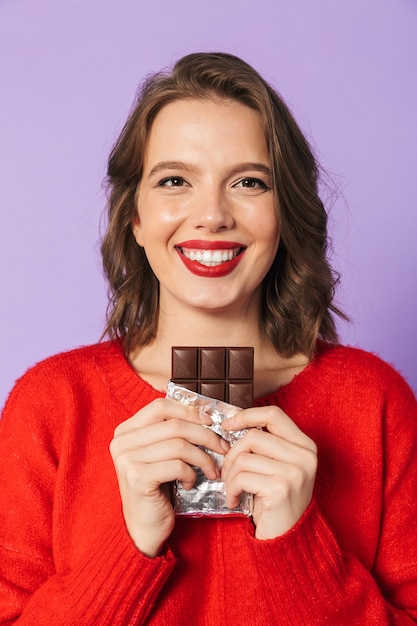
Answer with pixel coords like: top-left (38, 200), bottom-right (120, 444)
top-left (175, 240), bottom-right (246, 277)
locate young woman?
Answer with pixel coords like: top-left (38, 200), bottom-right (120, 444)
top-left (1, 52), bottom-right (416, 625)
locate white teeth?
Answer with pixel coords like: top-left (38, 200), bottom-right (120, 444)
top-left (181, 248), bottom-right (239, 267)
top-left (202, 250), bottom-right (212, 263)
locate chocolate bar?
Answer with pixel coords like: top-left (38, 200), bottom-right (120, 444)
top-left (171, 347), bottom-right (254, 408)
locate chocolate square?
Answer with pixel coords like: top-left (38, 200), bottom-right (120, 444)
top-left (171, 347), bottom-right (198, 380)
top-left (200, 348), bottom-right (226, 380)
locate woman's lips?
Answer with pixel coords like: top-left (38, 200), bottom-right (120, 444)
top-left (175, 240), bottom-right (246, 277)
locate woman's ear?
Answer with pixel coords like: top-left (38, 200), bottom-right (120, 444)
top-left (132, 214), bottom-right (144, 247)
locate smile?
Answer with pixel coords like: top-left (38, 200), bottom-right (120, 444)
top-left (180, 248), bottom-right (241, 267)
top-left (175, 241), bottom-right (246, 277)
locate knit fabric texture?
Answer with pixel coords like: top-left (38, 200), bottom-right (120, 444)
top-left (1, 340), bottom-right (417, 625)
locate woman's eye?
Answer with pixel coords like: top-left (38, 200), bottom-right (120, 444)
top-left (158, 176), bottom-right (187, 187)
top-left (235, 177), bottom-right (269, 191)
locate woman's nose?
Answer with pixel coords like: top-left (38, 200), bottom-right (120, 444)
top-left (190, 188), bottom-right (235, 232)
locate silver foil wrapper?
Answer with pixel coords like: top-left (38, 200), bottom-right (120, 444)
top-left (166, 381), bottom-right (253, 517)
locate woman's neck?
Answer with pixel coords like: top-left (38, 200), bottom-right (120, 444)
top-left (159, 305), bottom-right (265, 346)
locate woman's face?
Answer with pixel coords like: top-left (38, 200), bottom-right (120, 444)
top-left (133, 98), bottom-right (279, 318)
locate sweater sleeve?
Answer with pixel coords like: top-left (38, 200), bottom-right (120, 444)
top-left (246, 369), bottom-right (417, 625)
top-left (248, 500), bottom-right (417, 624)
top-left (0, 365), bottom-right (176, 626)
top-left (0, 521), bottom-right (176, 626)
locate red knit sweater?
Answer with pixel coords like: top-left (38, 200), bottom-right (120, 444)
top-left (1, 341), bottom-right (417, 625)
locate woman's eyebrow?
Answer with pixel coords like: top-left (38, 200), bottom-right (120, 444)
top-left (225, 162), bottom-right (272, 177)
top-left (148, 161), bottom-right (194, 178)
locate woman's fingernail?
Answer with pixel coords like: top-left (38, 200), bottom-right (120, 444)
top-left (198, 409), bottom-right (212, 424)
top-left (220, 438), bottom-right (230, 452)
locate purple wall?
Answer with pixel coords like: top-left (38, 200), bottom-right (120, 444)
top-left (1, 0), bottom-right (416, 407)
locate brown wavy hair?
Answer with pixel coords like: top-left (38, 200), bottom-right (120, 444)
top-left (101, 51), bottom-right (346, 358)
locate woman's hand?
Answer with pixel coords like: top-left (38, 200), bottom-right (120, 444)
top-left (110, 398), bottom-right (229, 558)
top-left (221, 406), bottom-right (317, 540)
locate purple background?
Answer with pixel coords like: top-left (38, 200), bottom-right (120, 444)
top-left (1, 0), bottom-right (416, 407)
